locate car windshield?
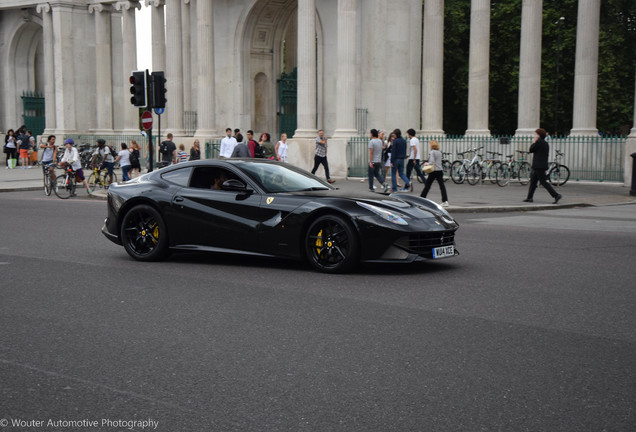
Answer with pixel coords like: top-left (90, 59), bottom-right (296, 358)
top-left (239, 161), bottom-right (332, 193)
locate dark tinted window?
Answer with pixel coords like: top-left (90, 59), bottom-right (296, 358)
top-left (190, 167), bottom-right (241, 190)
top-left (160, 167), bottom-right (192, 187)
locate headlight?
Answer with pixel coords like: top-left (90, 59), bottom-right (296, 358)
top-left (357, 201), bottom-right (408, 225)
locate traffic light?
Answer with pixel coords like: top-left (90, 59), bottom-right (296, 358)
top-left (129, 70), bottom-right (146, 107)
top-left (151, 71), bottom-right (167, 108)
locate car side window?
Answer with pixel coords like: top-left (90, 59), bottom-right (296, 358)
top-left (190, 167), bottom-right (242, 190)
top-left (160, 167), bottom-right (192, 187)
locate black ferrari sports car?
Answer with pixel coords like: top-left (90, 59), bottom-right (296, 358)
top-left (102, 159), bottom-right (459, 273)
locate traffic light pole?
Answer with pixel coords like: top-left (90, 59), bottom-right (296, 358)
top-left (147, 127), bottom-right (154, 172)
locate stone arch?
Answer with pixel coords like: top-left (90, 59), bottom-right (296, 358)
top-left (237, 0), bottom-right (323, 137)
top-left (7, 20), bottom-right (43, 127)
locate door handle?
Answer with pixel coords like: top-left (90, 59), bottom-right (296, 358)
top-left (174, 196), bottom-right (184, 202)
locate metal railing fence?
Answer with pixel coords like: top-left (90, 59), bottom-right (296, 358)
top-left (184, 111), bottom-right (197, 137)
top-left (347, 134), bottom-right (626, 182)
top-left (204, 140), bottom-right (221, 159)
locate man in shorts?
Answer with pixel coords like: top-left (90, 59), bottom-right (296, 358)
top-left (40, 135), bottom-right (58, 182)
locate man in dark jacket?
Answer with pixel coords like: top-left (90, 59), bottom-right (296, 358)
top-left (524, 128), bottom-right (562, 204)
top-left (389, 129), bottom-right (411, 192)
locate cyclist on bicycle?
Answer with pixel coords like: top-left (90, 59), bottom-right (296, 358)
top-left (60, 138), bottom-right (91, 195)
top-left (90, 139), bottom-right (116, 185)
top-left (39, 135), bottom-right (58, 182)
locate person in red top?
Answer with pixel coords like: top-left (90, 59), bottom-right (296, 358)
top-left (246, 130), bottom-right (258, 158)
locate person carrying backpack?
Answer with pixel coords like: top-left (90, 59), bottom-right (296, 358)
top-left (159, 133), bottom-right (177, 166)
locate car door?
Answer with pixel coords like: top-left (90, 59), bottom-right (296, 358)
top-left (166, 166), bottom-right (263, 252)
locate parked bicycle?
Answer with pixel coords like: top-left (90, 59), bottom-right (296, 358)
top-left (88, 164), bottom-right (118, 190)
top-left (548, 149), bottom-right (570, 186)
top-left (42, 163), bottom-right (57, 196)
top-left (54, 164), bottom-right (77, 199)
top-left (450, 147), bottom-right (483, 185)
top-left (480, 151), bottom-right (502, 184)
top-left (496, 150), bottom-right (531, 187)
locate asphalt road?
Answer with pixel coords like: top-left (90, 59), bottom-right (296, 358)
top-left (1, 190), bottom-right (635, 432)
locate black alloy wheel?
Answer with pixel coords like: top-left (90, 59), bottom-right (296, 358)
top-left (305, 214), bottom-right (359, 273)
top-left (121, 205), bottom-right (168, 261)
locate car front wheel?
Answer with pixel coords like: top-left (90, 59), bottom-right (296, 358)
top-left (120, 204), bottom-right (168, 261)
top-left (305, 215), bottom-right (359, 273)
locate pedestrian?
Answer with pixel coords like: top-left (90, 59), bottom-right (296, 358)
top-left (159, 133), bottom-right (177, 166)
top-left (420, 140), bottom-right (449, 207)
top-left (246, 130), bottom-right (259, 158)
top-left (406, 128), bottom-right (426, 184)
top-left (177, 144), bottom-right (188, 163)
top-left (60, 138), bottom-right (92, 195)
top-left (311, 129), bottom-right (335, 183)
top-left (115, 143), bottom-right (132, 181)
top-left (383, 130), bottom-right (394, 184)
top-left (275, 133), bottom-right (288, 162)
top-left (190, 139), bottom-right (201, 161)
top-left (219, 128), bottom-right (237, 159)
top-left (27, 130), bottom-right (38, 166)
top-left (259, 132), bottom-right (275, 159)
top-left (4, 129), bottom-right (17, 168)
top-left (39, 135), bottom-right (58, 183)
top-left (367, 128), bottom-right (388, 193)
top-left (16, 127), bottom-right (30, 168)
top-left (230, 133), bottom-right (250, 157)
top-left (90, 139), bottom-right (116, 185)
top-left (129, 140), bottom-right (141, 178)
top-left (390, 128), bottom-right (410, 192)
top-left (524, 128), bottom-right (562, 204)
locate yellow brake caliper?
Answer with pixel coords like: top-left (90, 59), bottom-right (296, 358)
top-left (315, 229), bottom-right (323, 254)
top-left (150, 223), bottom-right (159, 245)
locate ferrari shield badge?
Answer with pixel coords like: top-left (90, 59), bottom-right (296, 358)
top-left (266, 197), bottom-right (274, 205)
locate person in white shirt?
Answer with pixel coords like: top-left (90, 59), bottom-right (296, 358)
top-left (114, 143), bottom-right (132, 181)
top-left (219, 128), bottom-right (237, 159)
top-left (60, 138), bottom-right (91, 194)
top-left (406, 128), bottom-right (426, 186)
top-left (275, 133), bottom-right (289, 162)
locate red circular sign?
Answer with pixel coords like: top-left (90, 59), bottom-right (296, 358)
top-left (141, 111), bottom-right (153, 130)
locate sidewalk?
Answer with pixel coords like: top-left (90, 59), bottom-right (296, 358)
top-left (1, 165), bottom-right (634, 212)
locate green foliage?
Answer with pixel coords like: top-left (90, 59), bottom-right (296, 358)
top-left (443, 0), bottom-right (636, 136)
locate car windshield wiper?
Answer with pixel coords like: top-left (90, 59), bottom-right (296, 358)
top-left (293, 187), bottom-right (330, 192)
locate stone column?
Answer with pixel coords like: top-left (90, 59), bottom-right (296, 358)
top-left (146, 0), bottom-right (166, 72)
top-left (165, 0), bottom-right (185, 135)
top-left (182, 0), bottom-right (192, 113)
top-left (466, 0), bottom-right (491, 136)
top-left (194, 0), bottom-right (217, 137)
top-left (37, 3), bottom-right (56, 134)
top-left (51, 3), bottom-right (77, 133)
top-left (570, 0), bottom-right (600, 136)
top-left (421, 0), bottom-right (445, 135)
top-left (294, 0), bottom-right (317, 138)
top-left (515, 0), bottom-right (542, 136)
top-left (89, 3), bottom-right (114, 133)
top-left (115, 1), bottom-right (141, 134)
top-left (332, 0), bottom-right (357, 138)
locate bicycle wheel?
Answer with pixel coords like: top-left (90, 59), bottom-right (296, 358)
top-left (43, 173), bottom-right (52, 196)
top-left (466, 164), bottom-right (481, 185)
top-left (518, 162), bottom-right (531, 185)
top-left (496, 164), bottom-right (511, 187)
top-left (450, 161), bottom-right (465, 184)
top-left (486, 162), bottom-right (500, 184)
top-left (103, 171), bottom-right (118, 188)
top-left (549, 165), bottom-right (570, 186)
top-left (54, 174), bottom-right (73, 199)
top-left (88, 172), bottom-right (102, 190)
top-left (442, 160), bottom-right (452, 182)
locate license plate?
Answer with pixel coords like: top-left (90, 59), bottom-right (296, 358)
top-left (433, 245), bottom-right (455, 259)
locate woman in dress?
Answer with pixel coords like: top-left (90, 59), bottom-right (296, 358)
top-left (190, 139), bottom-right (201, 161)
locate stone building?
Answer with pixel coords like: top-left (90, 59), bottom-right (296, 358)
top-left (0, 0), bottom-right (633, 178)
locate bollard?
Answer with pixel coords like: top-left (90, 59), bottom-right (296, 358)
top-left (631, 153), bottom-right (636, 196)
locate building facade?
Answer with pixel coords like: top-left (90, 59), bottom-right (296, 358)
top-left (0, 0), bottom-right (633, 178)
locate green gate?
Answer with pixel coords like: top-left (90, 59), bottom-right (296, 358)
top-left (277, 68), bottom-right (297, 138)
top-left (21, 91), bottom-right (45, 136)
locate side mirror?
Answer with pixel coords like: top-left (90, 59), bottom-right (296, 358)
top-left (221, 179), bottom-right (248, 192)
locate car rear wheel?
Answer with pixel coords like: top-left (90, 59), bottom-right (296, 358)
top-left (121, 204), bottom-right (168, 261)
top-left (305, 215), bottom-right (359, 273)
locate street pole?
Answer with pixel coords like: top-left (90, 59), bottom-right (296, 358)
top-left (147, 127), bottom-right (154, 172)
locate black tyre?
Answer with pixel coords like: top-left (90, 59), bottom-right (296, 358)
top-left (121, 205), bottom-right (168, 261)
top-left (104, 171), bottom-right (118, 188)
top-left (518, 162), bottom-right (531, 185)
top-left (450, 161), bottom-right (465, 184)
top-left (44, 173), bottom-right (52, 196)
top-left (496, 164), bottom-right (510, 187)
top-left (549, 165), bottom-right (570, 186)
top-left (305, 215), bottom-right (359, 273)
top-left (88, 172), bottom-right (101, 190)
top-left (54, 174), bottom-right (74, 199)
top-left (466, 164), bottom-right (481, 185)
top-left (486, 162), bottom-right (500, 184)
